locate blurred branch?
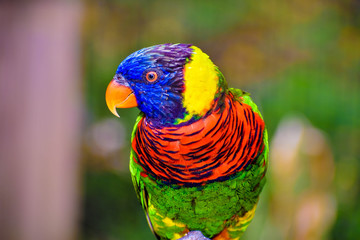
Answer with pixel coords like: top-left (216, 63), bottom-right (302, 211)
top-left (0, 2), bottom-right (82, 240)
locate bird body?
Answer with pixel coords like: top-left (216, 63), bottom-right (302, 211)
top-left (106, 44), bottom-right (268, 240)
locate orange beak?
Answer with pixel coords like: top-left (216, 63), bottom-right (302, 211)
top-left (105, 77), bottom-right (138, 117)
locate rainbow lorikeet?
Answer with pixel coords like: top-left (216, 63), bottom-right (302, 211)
top-left (105, 44), bottom-right (268, 240)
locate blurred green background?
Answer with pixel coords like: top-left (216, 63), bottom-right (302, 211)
top-left (81, 0), bottom-right (359, 239)
top-left (1, 0), bottom-right (359, 239)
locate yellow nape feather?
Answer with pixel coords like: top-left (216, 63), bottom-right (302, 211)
top-left (183, 46), bottom-right (218, 116)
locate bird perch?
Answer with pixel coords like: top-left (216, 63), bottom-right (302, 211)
top-left (178, 231), bottom-right (211, 240)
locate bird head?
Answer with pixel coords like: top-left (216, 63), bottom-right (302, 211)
top-left (106, 43), bottom-right (227, 126)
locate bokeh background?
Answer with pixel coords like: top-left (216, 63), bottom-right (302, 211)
top-left (1, 0), bottom-right (359, 240)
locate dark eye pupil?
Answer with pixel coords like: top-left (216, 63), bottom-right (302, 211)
top-left (148, 73), bottom-right (155, 79)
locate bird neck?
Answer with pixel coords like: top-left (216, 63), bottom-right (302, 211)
top-left (146, 78), bottom-right (227, 128)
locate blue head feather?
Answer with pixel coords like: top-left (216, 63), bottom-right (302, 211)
top-left (115, 44), bottom-right (193, 126)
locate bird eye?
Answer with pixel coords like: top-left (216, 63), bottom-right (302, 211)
top-left (146, 71), bottom-right (158, 82)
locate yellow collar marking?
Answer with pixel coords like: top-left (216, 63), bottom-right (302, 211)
top-left (183, 46), bottom-right (218, 116)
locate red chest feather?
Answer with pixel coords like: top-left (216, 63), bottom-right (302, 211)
top-left (132, 93), bottom-right (265, 185)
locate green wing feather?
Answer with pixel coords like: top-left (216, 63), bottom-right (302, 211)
top-left (129, 113), bottom-right (159, 237)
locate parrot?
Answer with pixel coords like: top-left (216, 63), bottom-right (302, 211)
top-left (105, 43), bottom-right (268, 240)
